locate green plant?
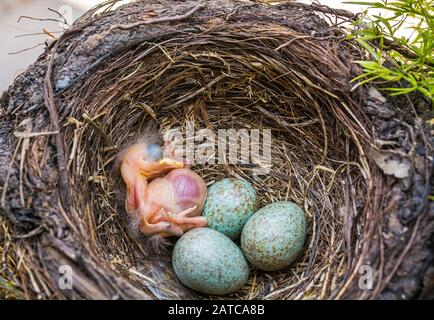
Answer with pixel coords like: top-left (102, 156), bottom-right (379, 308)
top-left (346, 0), bottom-right (434, 104)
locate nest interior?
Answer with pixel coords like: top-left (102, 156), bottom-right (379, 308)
top-left (0, 0), bottom-right (432, 300)
top-left (76, 18), bottom-right (370, 301)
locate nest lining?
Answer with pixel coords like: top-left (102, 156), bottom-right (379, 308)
top-left (0, 0), bottom-right (432, 300)
top-left (60, 19), bottom-right (372, 300)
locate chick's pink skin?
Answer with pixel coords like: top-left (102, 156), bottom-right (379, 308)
top-left (147, 169), bottom-right (208, 236)
top-left (119, 143), bottom-right (207, 237)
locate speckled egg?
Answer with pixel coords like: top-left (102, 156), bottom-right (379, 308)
top-left (241, 201), bottom-right (307, 271)
top-left (172, 228), bottom-right (249, 295)
top-left (203, 178), bottom-right (258, 239)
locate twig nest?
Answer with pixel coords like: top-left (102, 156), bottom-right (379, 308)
top-left (172, 228), bottom-right (249, 295)
top-left (241, 202), bottom-right (307, 271)
top-left (203, 178), bottom-right (258, 239)
top-left (0, 0), bottom-right (430, 300)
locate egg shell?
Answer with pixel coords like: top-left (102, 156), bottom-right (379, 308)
top-left (203, 178), bottom-right (258, 239)
top-left (241, 201), bottom-right (307, 271)
top-left (172, 228), bottom-right (249, 295)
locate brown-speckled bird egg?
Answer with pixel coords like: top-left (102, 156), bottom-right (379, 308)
top-left (203, 178), bottom-right (258, 239)
top-left (241, 201), bottom-right (307, 271)
top-left (172, 228), bottom-right (249, 295)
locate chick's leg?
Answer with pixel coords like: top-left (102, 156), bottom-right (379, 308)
top-left (170, 215), bottom-right (208, 230)
top-left (139, 218), bottom-right (184, 237)
top-left (159, 206), bottom-right (208, 230)
top-left (128, 178), bottom-right (183, 237)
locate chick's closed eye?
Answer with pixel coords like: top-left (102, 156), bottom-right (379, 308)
top-left (146, 143), bottom-right (163, 161)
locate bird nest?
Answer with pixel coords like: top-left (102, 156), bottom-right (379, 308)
top-left (0, 0), bottom-right (432, 300)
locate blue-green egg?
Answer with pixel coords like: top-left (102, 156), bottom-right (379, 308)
top-left (172, 228), bottom-right (249, 295)
top-left (203, 178), bottom-right (258, 239)
top-left (241, 201), bottom-right (307, 271)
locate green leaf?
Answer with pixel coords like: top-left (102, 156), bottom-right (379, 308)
top-left (356, 38), bottom-right (382, 61)
top-left (382, 86), bottom-right (416, 94)
top-left (348, 0), bottom-right (434, 103)
top-left (354, 60), bottom-right (381, 70)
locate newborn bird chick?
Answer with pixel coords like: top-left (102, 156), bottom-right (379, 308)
top-left (120, 142), bottom-right (207, 237)
top-left (146, 168), bottom-right (208, 236)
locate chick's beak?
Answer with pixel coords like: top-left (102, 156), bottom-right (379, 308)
top-left (159, 158), bottom-right (184, 169)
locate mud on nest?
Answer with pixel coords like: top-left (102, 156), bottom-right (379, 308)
top-left (0, 0), bottom-right (432, 300)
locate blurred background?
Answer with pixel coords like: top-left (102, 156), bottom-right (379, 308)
top-left (0, 1), bottom-right (378, 92)
top-left (0, 0), bottom-right (101, 92)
